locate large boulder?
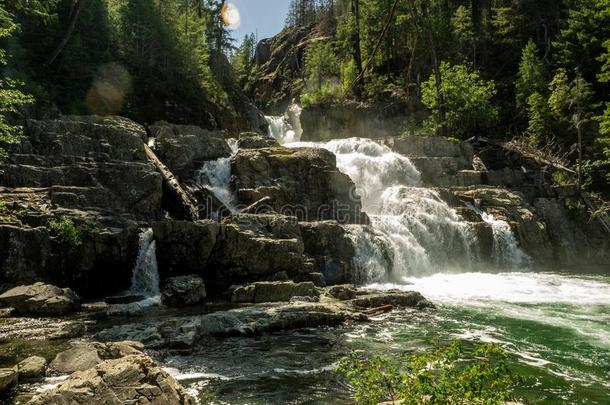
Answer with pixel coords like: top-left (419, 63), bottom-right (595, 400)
top-left (161, 275), bottom-right (207, 307)
top-left (230, 281), bottom-right (320, 303)
top-left (237, 132), bottom-right (280, 149)
top-left (49, 341), bottom-right (145, 374)
top-left (231, 146), bottom-right (367, 224)
top-left (28, 354), bottom-right (195, 405)
top-left (299, 221), bottom-right (356, 284)
top-left (0, 282), bottom-right (80, 316)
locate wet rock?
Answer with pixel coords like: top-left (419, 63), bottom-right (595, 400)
top-left (0, 283), bottom-right (81, 316)
top-left (231, 146), bottom-right (368, 224)
top-left (49, 341), bottom-right (145, 374)
top-left (326, 284), bottom-right (357, 301)
top-left (289, 296), bottom-right (319, 303)
top-left (229, 284), bottom-right (255, 303)
top-left (162, 275), bottom-right (206, 307)
top-left (237, 132), bottom-right (280, 149)
top-left (230, 281), bottom-right (320, 303)
top-left (0, 368), bottom-right (17, 395)
top-left (28, 354), bottom-right (195, 405)
top-left (349, 291), bottom-right (434, 309)
top-left (149, 122), bottom-right (231, 179)
top-left (17, 356), bottom-right (46, 380)
top-left (50, 344), bottom-right (102, 374)
top-left (299, 221), bottom-right (356, 285)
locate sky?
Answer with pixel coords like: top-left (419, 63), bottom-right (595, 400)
top-left (228, 0), bottom-right (291, 44)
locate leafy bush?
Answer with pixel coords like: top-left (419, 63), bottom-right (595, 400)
top-left (48, 217), bottom-right (85, 248)
top-left (422, 63), bottom-right (497, 138)
top-left (337, 341), bottom-right (518, 405)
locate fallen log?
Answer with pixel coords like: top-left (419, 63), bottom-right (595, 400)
top-left (144, 144), bottom-right (199, 221)
top-left (361, 304), bottom-right (394, 315)
top-left (240, 196), bottom-right (274, 215)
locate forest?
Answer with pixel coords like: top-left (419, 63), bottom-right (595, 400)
top-left (235, 0), bottom-right (610, 195)
top-left (1, 0), bottom-right (609, 195)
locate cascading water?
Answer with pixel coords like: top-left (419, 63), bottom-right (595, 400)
top-left (480, 211), bottom-right (530, 269)
top-left (130, 228), bottom-right (160, 298)
top-left (287, 137), bottom-right (478, 281)
top-left (265, 104), bottom-right (302, 144)
top-left (196, 138), bottom-right (239, 213)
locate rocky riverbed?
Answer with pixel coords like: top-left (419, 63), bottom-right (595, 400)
top-left (0, 281), bottom-right (431, 403)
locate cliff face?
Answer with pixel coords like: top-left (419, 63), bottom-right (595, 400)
top-left (249, 25), bottom-right (319, 114)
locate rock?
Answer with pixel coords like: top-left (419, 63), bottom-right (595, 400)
top-left (149, 122), bottom-right (231, 179)
top-left (50, 344), bottom-right (102, 374)
top-left (153, 220), bottom-right (220, 279)
top-left (17, 356), bottom-right (46, 380)
top-left (161, 275), bottom-right (206, 307)
top-left (230, 281), bottom-right (320, 303)
top-left (49, 341), bottom-right (145, 374)
top-left (299, 221), bottom-right (356, 284)
top-left (326, 284), bottom-right (357, 300)
top-left (28, 354), bottom-right (195, 405)
top-left (237, 132), bottom-right (280, 149)
top-left (0, 282), bottom-right (81, 316)
top-left (289, 296), bottom-right (319, 303)
top-left (231, 146), bottom-right (367, 224)
top-left (384, 135), bottom-right (474, 159)
top-left (229, 284), bottom-right (255, 303)
top-left (349, 291), bottom-right (434, 309)
top-left (0, 368), bottom-right (17, 395)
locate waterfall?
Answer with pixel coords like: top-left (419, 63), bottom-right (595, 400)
top-left (130, 228), bottom-right (160, 297)
top-left (288, 138), bottom-right (478, 281)
top-left (196, 138), bottom-right (239, 214)
top-left (265, 104), bottom-right (302, 144)
top-left (480, 211), bottom-right (530, 269)
top-left (269, 108), bottom-right (525, 282)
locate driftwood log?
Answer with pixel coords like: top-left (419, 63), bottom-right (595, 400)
top-left (144, 144), bottom-right (199, 221)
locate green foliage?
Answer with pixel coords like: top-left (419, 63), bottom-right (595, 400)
top-left (551, 170), bottom-right (573, 186)
top-left (301, 41), bottom-right (343, 106)
top-left (48, 217), bottom-right (92, 248)
top-left (0, 3), bottom-right (35, 164)
top-left (232, 33), bottom-right (256, 84)
top-left (516, 39), bottom-right (546, 109)
top-left (525, 92), bottom-right (551, 145)
top-left (422, 62), bottom-right (497, 138)
top-left (337, 341), bottom-right (518, 405)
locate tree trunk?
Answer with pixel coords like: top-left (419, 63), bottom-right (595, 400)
top-left (351, 0), bottom-right (363, 97)
top-left (46, 0), bottom-right (85, 66)
top-left (144, 145), bottom-right (199, 222)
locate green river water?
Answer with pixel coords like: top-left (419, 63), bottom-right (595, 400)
top-left (155, 271), bottom-right (610, 404)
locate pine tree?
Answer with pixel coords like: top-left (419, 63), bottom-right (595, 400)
top-left (516, 39), bottom-right (545, 109)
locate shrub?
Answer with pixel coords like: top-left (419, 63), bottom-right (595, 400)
top-left (337, 341), bottom-right (518, 405)
top-left (48, 217), bottom-right (85, 248)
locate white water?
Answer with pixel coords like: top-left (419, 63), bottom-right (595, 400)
top-left (265, 104), bottom-right (302, 144)
top-left (368, 272), bottom-right (610, 348)
top-left (480, 211), bottom-right (530, 269)
top-left (287, 138), bottom-right (478, 280)
top-left (130, 228), bottom-right (160, 299)
top-left (196, 138), bottom-right (239, 213)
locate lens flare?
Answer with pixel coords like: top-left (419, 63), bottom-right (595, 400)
top-left (221, 3), bottom-right (241, 30)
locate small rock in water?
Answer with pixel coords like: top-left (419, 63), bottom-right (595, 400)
top-left (17, 356), bottom-right (46, 380)
top-left (0, 282), bottom-right (80, 316)
top-left (326, 284), bottom-right (357, 301)
top-left (161, 275), bottom-right (206, 307)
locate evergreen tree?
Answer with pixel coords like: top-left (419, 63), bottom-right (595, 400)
top-left (516, 39), bottom-right (545, 109)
